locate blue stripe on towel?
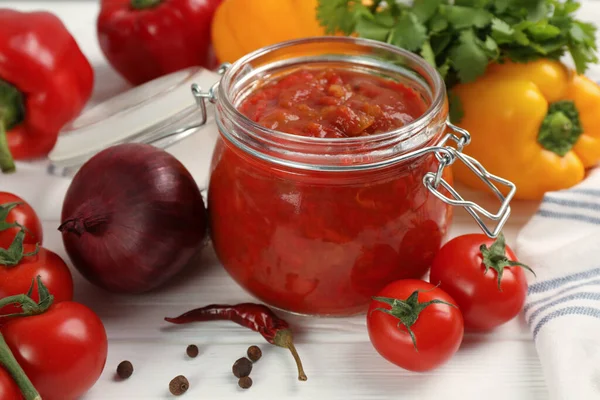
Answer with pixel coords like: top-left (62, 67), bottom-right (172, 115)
top-left (527, 292), bottom-right (600, 325)
top-left (543, 196), bottom-right (600, 212)
top-left (528, 267), bottom-right (600, 294)
top-left (525, 279), bottom-right (600, 312)
top-left (569, 188), bottom-right (600, 197)
top-left (536, 209), bottom-right (600, 225)
top-left (533, 306), bottom-right (600, 339)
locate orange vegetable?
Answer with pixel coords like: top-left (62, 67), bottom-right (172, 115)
top-left (211, 0), bottom-right (326, 63)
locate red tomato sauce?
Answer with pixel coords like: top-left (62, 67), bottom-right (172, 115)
top-left (238, 68), bottom-right (427, 138)
top-left (208, 67), bottom-right (451, 315)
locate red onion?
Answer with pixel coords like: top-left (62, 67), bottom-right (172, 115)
top-left (59, 143), bottom-right (207, 294)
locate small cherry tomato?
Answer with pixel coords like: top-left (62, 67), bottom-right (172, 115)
top-left (1, 301), bottom-right (108, 400)
top-left (429, 233), bottom-right (534, 331)
top-left (0, 367), bottom-right (21, 400)
top-left (0, 242), bottom-right (73, 318)
top-left (367, 279), bottom-right (464, 372)
top-left (0, 193), bottom-right (43, 249)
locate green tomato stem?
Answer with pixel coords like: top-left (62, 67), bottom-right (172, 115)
top-left (0, 293), bottom-right (39, 312)
top-left (0, 333), bottom-right (41, 400)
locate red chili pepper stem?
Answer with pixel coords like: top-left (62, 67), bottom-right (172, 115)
top-left (0, 79), bottom-right (24, 174)
top-left (130, 0), bottom-right (162, 10)
top-left (0, 333), bottom-right (41, 400)
top-left (273, 329), bottom-right (308, 381)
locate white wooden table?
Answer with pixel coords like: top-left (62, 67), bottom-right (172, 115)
top-left (7, 1), bottom-right (600, 398)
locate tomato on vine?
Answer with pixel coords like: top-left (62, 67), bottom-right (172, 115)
top-left (0, 193), bottom-right (43, 249)
top-left (0, 229), bottom-right (73, 321)
top-left (0, 277), bottom-right (107, 400)
top-left (367, 280), bottom-right (464, 372)
top-left (429, 233), bottom-right (535, 331)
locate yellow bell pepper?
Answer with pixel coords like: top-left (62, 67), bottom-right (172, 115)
top-left (452, 59), bottom-right (600, 200)
top-left (211, 0), bottom-right (326, 64)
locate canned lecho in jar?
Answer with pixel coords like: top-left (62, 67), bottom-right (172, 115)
top-left (205, 37), bottom-right (514, 316)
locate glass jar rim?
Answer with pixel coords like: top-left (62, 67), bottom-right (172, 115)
top-left (217, 36), bottom-right (447, 148)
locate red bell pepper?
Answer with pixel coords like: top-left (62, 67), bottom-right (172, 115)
top-left (97, 0), bottom-right (223, 86)
top-left (0, 9), bottom-right (94, 173)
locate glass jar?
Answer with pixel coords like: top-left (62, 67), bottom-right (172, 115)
top-left (201, 37), bottom-right (514, 316)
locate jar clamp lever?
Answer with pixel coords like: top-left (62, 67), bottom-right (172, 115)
top-left (423, 122), bottom-right (516, 238)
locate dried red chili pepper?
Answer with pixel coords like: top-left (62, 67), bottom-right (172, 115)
top-left (165, 303), bottom-right (307, 381)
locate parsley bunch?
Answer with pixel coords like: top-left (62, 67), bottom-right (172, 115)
top-left (317, 0), bottom-right (598, 89)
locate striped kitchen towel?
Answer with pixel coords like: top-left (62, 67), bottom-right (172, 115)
top-left (516, 168), bottom-right (600, 400)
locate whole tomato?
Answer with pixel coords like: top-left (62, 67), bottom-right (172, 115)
top-left (367, 279), bottom-right (464, 372)
top-left (0, 193), bottom-right (43, 249)
top-left (0, 367), bottom-right (21, 400)
top-left (429, 233), bottom-right (533, 331)
top-left (0, 243), bottom-right (73, 318)
top-left (1, 301), bottom-right (108, 400)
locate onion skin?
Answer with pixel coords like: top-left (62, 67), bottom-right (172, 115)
top-left (59, 143), bottom-right (207, 294)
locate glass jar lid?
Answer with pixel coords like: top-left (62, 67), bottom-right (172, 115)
top-left (48, 67), bottom-right (221, 177)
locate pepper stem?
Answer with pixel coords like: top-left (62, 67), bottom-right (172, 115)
top-left (0, 79), bottom-right (24, 174)
top-left (274, 329), bottom-right (307, 381)
top-left (130, 0), bottom-right (162, 9)
top-left (0, 332), bottom-right (40, 400)
top-left (0, 122), bottom-right (14, 173)
top-left (537, 100), bottom-right (583, 156)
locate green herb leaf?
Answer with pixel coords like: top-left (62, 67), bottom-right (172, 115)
top-left (316, 0), bottom-right (598, 87)
top-left (440, 5), bottom-right (493, 29)
top-left (390, 12), bottom-right (428, 51)
top-left (431, 33), bottom-right (452, 55)
top-left (527, 22), bottom-right (561, 41)
top-left (450, 29), bottom-right (489, 82)
top-left (438, 59), bottom-right (452, 79)
top-left (412, 0), bottom-right (442, 23)
top-left (420, 40), bottom-right (436, 67)
top-left (356, 17), bottom-right (390, 41)
top-left (317, 0), bottom-right (360, 35)
top-left (524, 0), bottom-right (551, 22)
top-left (429, 13), bottom-right (449, 33)
top-left (491, 17), bottom-right (514, 43)
top-left (483, 36), bottom-right (499, 57)
top-left (494, 0), bottom-right (510, 13)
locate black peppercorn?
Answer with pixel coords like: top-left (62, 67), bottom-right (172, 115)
top-left (238, 376), bottom-right (253, 389)
top-left (186, 344), bottom-right (199, 358)
top-left (116, 361), bottom-right (133, 379)
top-left (247, 345), bottom-right (262, 362)
top-left (232, 357), bottom-right (253, 378)
top-left (169, 375), bottom-right (189, 396)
